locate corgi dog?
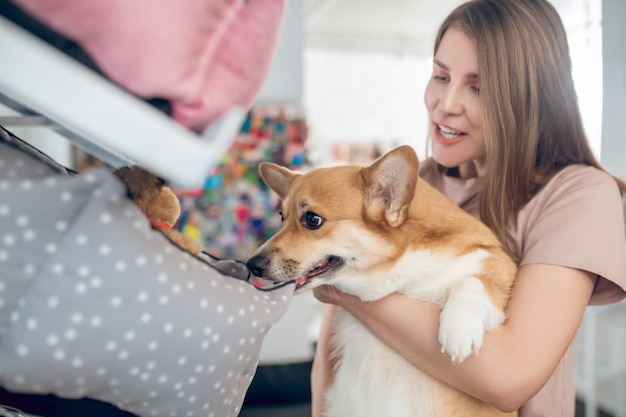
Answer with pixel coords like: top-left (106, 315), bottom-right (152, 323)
top-left (246, 145), bottom-right (518, 417)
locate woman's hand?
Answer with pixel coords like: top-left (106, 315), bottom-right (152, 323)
top-left (312, 285), bottom-right (342, 305)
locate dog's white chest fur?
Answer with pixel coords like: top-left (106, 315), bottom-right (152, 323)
top-left (324, 247), bottom-right (505, 417)
top-left (328, 311), bottom-right (439, 416)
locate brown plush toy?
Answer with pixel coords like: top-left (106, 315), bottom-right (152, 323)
top-left (114, 165), bottom-right (202, 255)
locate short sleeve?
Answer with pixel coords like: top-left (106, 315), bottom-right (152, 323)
top-left (513, 165), bottom-right (626, 305)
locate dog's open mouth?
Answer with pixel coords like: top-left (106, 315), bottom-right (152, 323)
top-left (293, 256), bottom-right (344, 290)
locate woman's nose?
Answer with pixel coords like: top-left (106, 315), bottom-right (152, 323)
top-left (439, 85), bottom-right (463, 115)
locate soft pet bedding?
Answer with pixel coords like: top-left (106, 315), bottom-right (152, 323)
top-left (0, 126), bottom-right (294, 417)
top-left (8, 0), bottom-right (286, 134)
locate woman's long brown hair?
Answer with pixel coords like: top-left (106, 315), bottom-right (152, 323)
top-left (429, 0), bottom-right (626, 255)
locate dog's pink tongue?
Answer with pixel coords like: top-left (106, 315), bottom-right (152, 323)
top-left (295, 277), bottom-right (307, 286)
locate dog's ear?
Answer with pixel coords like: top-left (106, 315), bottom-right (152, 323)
top-left (361, 146), bottom-right (419, 228)
top-left (259, 162), bottom-right (300, 199)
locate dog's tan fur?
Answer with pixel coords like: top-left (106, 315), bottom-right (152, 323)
top-left (247, 146), bottom-right (517, 416)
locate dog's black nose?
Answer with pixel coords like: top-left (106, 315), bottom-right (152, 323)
top-left (246, 256), bottom-right (269, 277)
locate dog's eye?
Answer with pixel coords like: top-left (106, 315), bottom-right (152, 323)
top-left (302, 212), bottom-right (324, 229)
top-left (279, 210), bottom-right (284, 221)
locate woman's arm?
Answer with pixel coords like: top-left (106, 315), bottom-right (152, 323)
top-left (310, 304), bottom-right (338, 417)
top-left (311, 263), bottom-right (596, 413)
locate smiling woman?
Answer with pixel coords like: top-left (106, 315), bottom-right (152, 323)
top-left (425, 28), bottom-right (485, 175)
top-left (303, 0), bottom-right (605, 167)
top-left (309, 1), bottom-right (626, 417)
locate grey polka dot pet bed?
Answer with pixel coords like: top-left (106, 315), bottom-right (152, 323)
top-left (0, 126), bottom-right (294, 417)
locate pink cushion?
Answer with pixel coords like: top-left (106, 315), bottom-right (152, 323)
top-left (14, 0), bottom-right (285, 133)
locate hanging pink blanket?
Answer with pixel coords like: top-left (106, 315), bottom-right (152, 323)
top-left (13, 0), bottom-right (285, 133)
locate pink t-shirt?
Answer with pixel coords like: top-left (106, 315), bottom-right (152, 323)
top-left (420, 162), bottom-right (626, 417)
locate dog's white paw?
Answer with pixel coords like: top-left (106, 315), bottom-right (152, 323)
top-left (437, 277), bottom-right (504, 363)
top-left (438, 302), bottom-right (486, 363)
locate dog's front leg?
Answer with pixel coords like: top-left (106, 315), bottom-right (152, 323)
top-left (438, 277), bottom-right (505, 363)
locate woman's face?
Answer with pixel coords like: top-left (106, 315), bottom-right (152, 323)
top-left (424, 27), bottom-right (486, 176)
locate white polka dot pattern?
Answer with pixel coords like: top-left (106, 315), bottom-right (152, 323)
top-left (0, 131), bottom-right (294, 417)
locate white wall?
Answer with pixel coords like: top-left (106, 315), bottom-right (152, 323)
top-left (254, 0), bottom-right (304, 105)
top-left (601, 0), bottom-right (626, 178)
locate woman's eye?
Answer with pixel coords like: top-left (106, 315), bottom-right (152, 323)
top-left (303, 212), bottom-right (324, 229)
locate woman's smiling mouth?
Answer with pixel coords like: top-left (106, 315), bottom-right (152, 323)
top-left (434, 124), bottom-right (466, 144)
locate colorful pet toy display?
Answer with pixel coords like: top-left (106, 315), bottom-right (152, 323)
top-left (175, 105), bottom-right (308, 261)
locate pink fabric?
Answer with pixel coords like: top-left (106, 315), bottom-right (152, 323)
top-left (13, 0), bottom-right (285, 133)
